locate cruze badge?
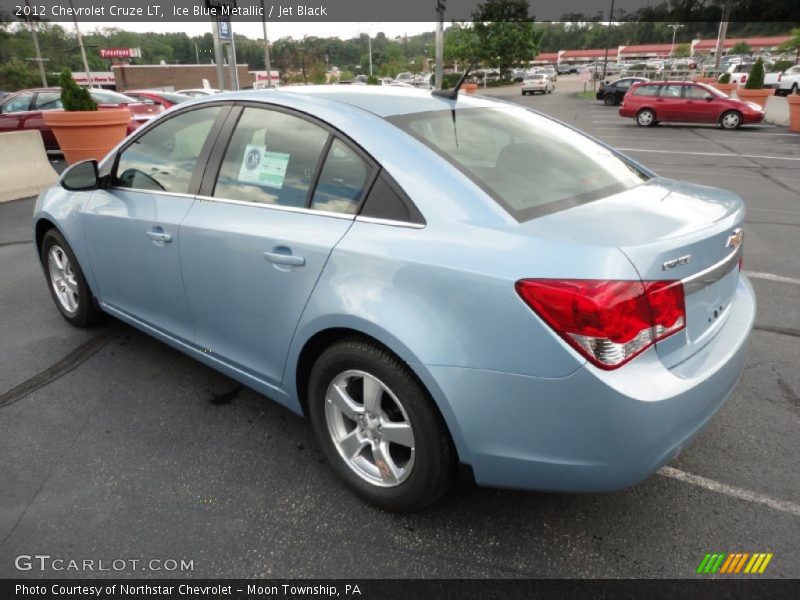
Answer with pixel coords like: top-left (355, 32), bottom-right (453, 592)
top-left (662, 255), bottom-right (691, 271)
top-left (726, 228), bottom-right (743, 249)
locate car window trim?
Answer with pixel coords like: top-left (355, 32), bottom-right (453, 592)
top-left (106, 102), bottom-right (234, 195)
top-left (200, 100), bottom-right (381, 216)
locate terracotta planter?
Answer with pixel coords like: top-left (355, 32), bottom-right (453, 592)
top-left (735, 88), bottom-right (772, 108)
top-left (462, 83), bottom-right (478, 94)
top-left (692, 77), bottom-right (717, 84)
top-left (788, 94), bottom-right (800, 133)
top-left (712, 83), bottom-right (737, 95)
top-left (43, 109), bottom-right (131, 165)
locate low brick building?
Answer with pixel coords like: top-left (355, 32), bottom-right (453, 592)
top-left (112, 64), bottom-right (254, 92)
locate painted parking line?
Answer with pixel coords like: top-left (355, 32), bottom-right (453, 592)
top-left (657, 466), bottom-right (800, 518)
top-left (590, 126), bottom-right (797, 137)
top-left (744, 271), bottom-right (800, 285)
top-left (616, 148), bottom-right (800, 162)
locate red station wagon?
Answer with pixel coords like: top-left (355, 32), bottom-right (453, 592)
top-left (619, 81), bottom-right (765, 129)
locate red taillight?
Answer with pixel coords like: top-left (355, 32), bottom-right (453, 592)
top-left (515, 279), bottom-right (686, 369)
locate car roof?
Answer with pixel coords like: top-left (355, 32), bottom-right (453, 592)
top-left (210, 85), bottom-right (502, 118)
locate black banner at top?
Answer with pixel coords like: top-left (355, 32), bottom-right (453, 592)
top-left (1, 0), bottom-right (799, 23)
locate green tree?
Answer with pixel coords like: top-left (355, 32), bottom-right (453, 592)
top-left (778, 27), bottom-right (800, 63)
top-left (471, 0), bottom-right (538, 72)
top-left (730, 41), bottom-right (751, 56)
top-left (0, 59), bottom-right (40, 91)
top-left (673, 43), bottom-right (691, 58)
top-left (59, 69), bottom-right (96, 111)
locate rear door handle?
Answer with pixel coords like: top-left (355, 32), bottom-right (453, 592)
top-left (146, 229), bottom-right (172, 243)
top-left (263, 251), bottom-right (305, 267)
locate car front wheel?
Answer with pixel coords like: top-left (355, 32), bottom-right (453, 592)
top-left (636, 108), bottom-right (656, 127)
top-left (720, 110), bottom-right (742, 130)
top-left (40, 229), bottom-right (101, 327)
top-left (308, 337), bottom-right (455, 512)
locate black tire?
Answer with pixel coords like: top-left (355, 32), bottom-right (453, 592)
top-left (635, 108), bottom-right (656, 127)
top-left (604, 93), bottom-right (617, 106)
top-left (40, 228), bottom-right (102, 327)
top-left (308, 337), bottom-right (455, 512)
top-left (793, 83), bottom-right (799, 95)
top-left (720, 110), bottom-right (742, 130)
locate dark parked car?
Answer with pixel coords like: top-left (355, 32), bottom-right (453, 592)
top-left (0, 88), bottom-right (161, 151)
top-left (620, 81), bottom-right (765, 129)
top-left (596, 77), bottom-right (649, 105)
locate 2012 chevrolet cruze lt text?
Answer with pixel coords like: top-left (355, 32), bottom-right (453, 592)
top-left (34, 87), bottom-right (754, 511)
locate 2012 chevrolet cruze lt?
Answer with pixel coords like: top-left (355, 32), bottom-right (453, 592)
top-left (34, 87), bottom-right (754, 511)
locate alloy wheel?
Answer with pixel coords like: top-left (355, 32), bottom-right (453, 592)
top-left (324, 369), bottom-right (415, 487)
top-left (721, 112), bottom-right (741, 129)
top-left (47, 245), bottom-right (79, 313)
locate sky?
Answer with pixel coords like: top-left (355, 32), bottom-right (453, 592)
top-left (81, 21), bottom-right (438, 41)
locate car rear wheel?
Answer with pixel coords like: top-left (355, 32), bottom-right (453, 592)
top-left (636, 108), bottom-right (656, 127)
top-left (720, 110), bottom-right (742, 130)
top-left (40, 229), bottom-right (101, 327)
top-left (792, 83), bottom-right (799, 95)
top-left (604, 93), bottom-right (617, 106)
top-left (308, 337), bottom-right (455, 512)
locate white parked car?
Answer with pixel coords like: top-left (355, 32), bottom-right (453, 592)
top-left (776, 64), bottom-right (800, 96)
top-left (521, 74), bottom-right (555, 95)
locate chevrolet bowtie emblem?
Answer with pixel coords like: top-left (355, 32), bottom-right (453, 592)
top-left (726, 228), bottom-right (743, 249)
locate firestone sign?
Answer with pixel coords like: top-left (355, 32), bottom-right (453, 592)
top-left (99, 48), bottom-right (142, 59)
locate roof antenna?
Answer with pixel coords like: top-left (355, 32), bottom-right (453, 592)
top-left (432, 63), bottom-right (475, 100)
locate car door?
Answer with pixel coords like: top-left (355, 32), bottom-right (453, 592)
top-left (83, 104), bottom-right (229, 341)
top-left (653, 84), bottom-right (685, 122)
top-left (179, 104), bottom-right (375, 385)
top-left (30, 91), bottom-right (62, 149)
top-left (0, 92), bottom-right (35, 138)
top-left (612, 78), bottom-right (633, 102)
top-left (682, 84), bottom-right (719, 123)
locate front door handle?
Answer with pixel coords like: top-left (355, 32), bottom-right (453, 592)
top-left (263, 250), bottom-right (305, 267)
top-left (146, 229), bottom-right (172, 244)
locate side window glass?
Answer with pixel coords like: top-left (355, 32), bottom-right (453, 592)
top-left (34, 92), bottom-right (63, 110)
top-left (360, 173), bottom-right (424, 225)
top-left (633, 85), bottom-right (658, 97)
top-left (616, 80), bottom-right (631, 89)
top-left (661, 85), bottom-right (683, 98)
top-left (684, 85), bottom-right (709, 100)
top-left (214, 107), bottom-right (329, 207)
top-left (1, 93), bottom-right (34, 113)
top-left (310, 139), bottom-right (371, 214)
top-left (113, 106), bottom-right (222, 194)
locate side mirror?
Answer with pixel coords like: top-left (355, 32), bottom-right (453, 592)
top-left (60, 159), bottom-right (99, 191)
top-left (705, 94), bottom-right (714, 101)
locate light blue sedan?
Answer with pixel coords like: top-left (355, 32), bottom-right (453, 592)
top-left (34, 87), bottom-right (755, 511)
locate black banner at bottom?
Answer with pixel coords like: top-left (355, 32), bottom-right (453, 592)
top-left (2, 579), bottom-right (800, 600)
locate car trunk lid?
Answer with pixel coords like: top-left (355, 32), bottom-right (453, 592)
top-left (521, 177), bottom-right (744, 367)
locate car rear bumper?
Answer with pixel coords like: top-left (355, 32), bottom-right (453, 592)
top-left (417, 274), bottom-right (755, 493)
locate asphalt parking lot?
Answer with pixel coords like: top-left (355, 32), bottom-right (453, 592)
top-left (1, 85), bottom-right (798, 579)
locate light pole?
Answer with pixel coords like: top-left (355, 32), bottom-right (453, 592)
top-left (68, 0), bottom-right (93, 86)
top-left (668, 24), bottom-right (683, 58)
top-left (601, 0), bottom-right (615, 81)
top-left (367, 34), bottom-right (373, 77)
top-left (260, 0), bottom-right (273, 87)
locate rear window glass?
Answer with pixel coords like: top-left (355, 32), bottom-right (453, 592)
top-left (387, 107), bottom-right (646, 221)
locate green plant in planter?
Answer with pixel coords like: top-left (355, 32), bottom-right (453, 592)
top-left (718, 72), bottom-right (731, 84)
top-left (59, 69), bottom-right (97, 111)
top-left (744, 58), bottom-right (765, 90)
top-left (366, 75), bottom-right (380, 85)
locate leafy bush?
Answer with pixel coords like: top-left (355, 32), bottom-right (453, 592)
top-left (718, 72), bottom-right (731, 84)
top-left (442, 72), bottom-right (463, 88)
top-left (366, 75), bottom-right (380, 85)
top-left (744, 58), bottom-right (765, 89)
top-left (771, 60), bottom-right (794, 73)
top-left (59, 69), bottom-right (96, 111)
